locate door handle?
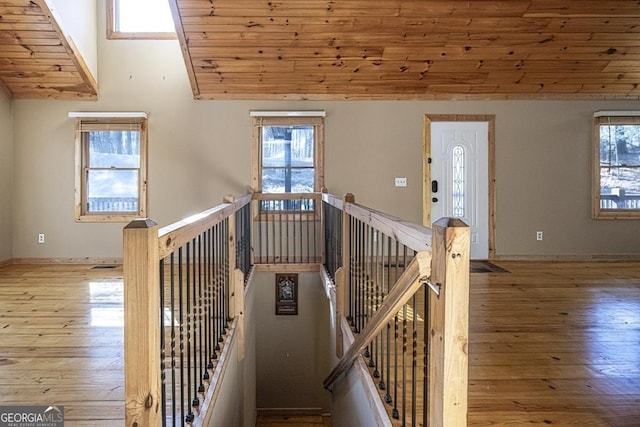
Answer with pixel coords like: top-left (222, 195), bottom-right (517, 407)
top-left (432, 180), bottom-right (438, 193)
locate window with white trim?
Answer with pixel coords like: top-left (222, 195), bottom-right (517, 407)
top-left (74, 116), bottom-right (148, 222)
top-left (593, 114), bottom-right (640, 219)
top-left (107, 0), bottom-right (176, 40)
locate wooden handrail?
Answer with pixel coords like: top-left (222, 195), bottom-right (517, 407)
top-left (157, 193), bottom-right (251, 259)
top-left (322, 192), bottom-right (432, 253)
top-left (251, 192), bottom-right (321, 201)
top-left (323, 251), bottom-right (432, 391)
top-left (321, 192), bottom-right (344, 210)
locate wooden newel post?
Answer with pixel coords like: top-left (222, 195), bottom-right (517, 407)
top-left (123, 219), bottom-right (162, 427)
top-left (336, 193), bottom-right (355, 357)
top-left (429, 217), bottom-right (470, 427)
top-left (224, 195), bottom-right (246, 361)
top-left (224, 195), bottom-right (237, 317)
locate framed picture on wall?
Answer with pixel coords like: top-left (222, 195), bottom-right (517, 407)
top-left (275, 273), bottom-right (298, 315)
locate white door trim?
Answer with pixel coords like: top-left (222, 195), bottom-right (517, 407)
top-left (423, 114), bottom-right (497, 260)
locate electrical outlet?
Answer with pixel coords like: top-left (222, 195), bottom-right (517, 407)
top-left (536, 231), bottom-right (543, 241)
top-left (38, 233), bottom-right (45, 244)
top-left (395, 177), bottom-right (407, 187)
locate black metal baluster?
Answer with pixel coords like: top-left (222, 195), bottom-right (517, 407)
top-left (222, 219), bottom-right (229, 338)
top-left (185, 242), bottom-right (194, 424)
top-left (191, 237), bottom-right (200, 414)
top-left (222, 220), bottom-right (227, 336)
top-left (392, 309), bottom-right (399, 419)
top-left (402, 303), bottom-right (408, 427)
top-left (170, 254), bottom-right (177, 426)
top-left (364, 225), bottom-right (372, 359)
top-left (225, 217), bottom-right (230, 329)
top-left (372, 230), bottom-right (380, 380)
top-left (323, 202), bottom-right (329, 272)
top-left (247, 204), bottom-right (252, 271)
top-left (203, 229), bottom-right (211, 384)
top-left (306, 197), bottom-right (310, 263)
top-left (423, 280), bottom-right (428, 427)
top-left (383, 234), bottom-right (391, 400)
top-left (271, 200), bottom-right (282, 264)
top-left (284, 196), bottom-right (296, 263)
top-left (358, 220), bottom-right (365, 334)
top-left (298, 199), bottom-right (306, 263)
top-left (160, 259), bottom-right (167, 426)
top-left (201, 232), bottom-right (207, 384)
top-left (401, 245), bottom-right (409, 427)
top-left (293, 199), bottom-right (309, 263)
top-left (378, 233), bottom-right (387, 392)
top-left (207, 227), bottom-right (215, 373)
top-left (261, 202), bottom-right (266, 265)
top-left (237, 206), bottom-right (244, 273)
top-left (300, 197), bottom-right (304, 263)
top-left (178, 248), bottom-right (185, 427)
top-left (355, 219), bottom-right (363, 333)
top-left (412, 292), bottom-right (418, 427)
top-left (349, 216), bottom-right (355, 328)
top-left (218, 220), bottom-right (224, 336)
top-left (197, 235), bottom-right (205, 396)
top-left (211, 224), bottom-right (219, 363)
top-left (213, 223), bottom-right (220, 355)
top-left (392, 240), bottom-right (400, 420)
top-left (337, 204), bottom-right (342, 273)
top-left (348, 215), bottom-right (355, 327)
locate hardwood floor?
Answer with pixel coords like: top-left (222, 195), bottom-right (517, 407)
top-left (0, 263), bottom-right (124, 426)
top-left (0, 261), bottom-right (638, 426)
top-left (468, 261), bottom-right (640, 427)
top-left (255, 414), bottom-right (331, 427)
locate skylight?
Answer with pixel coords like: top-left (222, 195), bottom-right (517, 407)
top-left (114, 0), bottom-right (175, 34)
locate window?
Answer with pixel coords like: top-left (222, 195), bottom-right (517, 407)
top-left (107, 0), bottom-right (176, 40)
top-left (593, 113), bottom-right (640, 219)
top-left (252, 114), bottom-right (324, 211)
top-left (452, 145), bottom-right (465, 218)
top-left (74, 115), bottom-right (148, 222)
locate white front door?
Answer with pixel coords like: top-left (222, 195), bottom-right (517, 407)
top-left (430, 121), bottom-right (489, 259)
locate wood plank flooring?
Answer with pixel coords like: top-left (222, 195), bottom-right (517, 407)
top-left (0, 264), bottom-right (124, 426)
top-left (0, 261), bottom-right (638, 426)
top-left (468, 261), bottom-right (640, 427)
top-left (255, 414), bottom-right (331, 427)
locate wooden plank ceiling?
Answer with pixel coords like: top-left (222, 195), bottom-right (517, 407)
top-left (0, 0), bottom-right (97, 100)
top-left (170, 0), bottom-right (640, 100)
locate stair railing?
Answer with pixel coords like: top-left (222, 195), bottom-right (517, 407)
top-left (123, 190), bottom-right (469, 427)
top-left (123, 194), bottom-right (251, 427)
top-left (322, 192), bottom-right (470, 427)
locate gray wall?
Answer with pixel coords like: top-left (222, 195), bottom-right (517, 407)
top-left (253, 271), bottom-right (331, 412)
top-left (6, 0), bottom-right (640, 260)
top-left (0, 92), bottom-right (11, 262)
top-left (243, 271), bottom-right (258, 427)
top-left (208, 275), bottom-right (258, 427)
top-left (330, 358), bottom-right (391, 427)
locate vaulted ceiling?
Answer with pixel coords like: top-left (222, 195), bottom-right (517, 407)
top-left (169, 0), bottom-right (640, 100)
top-left (1, 1), bottom-right (639, 100)
top-left (0, 0), bottom-right (97, 100)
